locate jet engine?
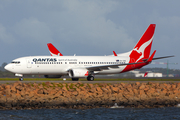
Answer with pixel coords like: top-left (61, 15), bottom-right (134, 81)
top-left (69, 69), bottom-right (89, 77)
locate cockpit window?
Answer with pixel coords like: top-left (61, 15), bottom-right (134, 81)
top-left (11, 61), bottom-right (20, 64)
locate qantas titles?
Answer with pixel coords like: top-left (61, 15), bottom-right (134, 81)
top-left (33, 58), bottom-right (57, 62)
top-left (32, 58), bottom-right (125, 64)
top-left (32, 58), bottom-right (78, 62)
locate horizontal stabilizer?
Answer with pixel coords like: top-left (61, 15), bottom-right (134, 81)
top-left (152, 55), bottom-right (174, 60)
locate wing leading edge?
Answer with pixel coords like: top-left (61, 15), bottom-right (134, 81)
top-left (86, 62), bottom-right (146, 71)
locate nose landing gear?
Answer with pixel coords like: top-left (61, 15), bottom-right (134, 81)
top-left (19, 77), bottom-right (23, 81)
top-left (15, 74), bottom-right (23, 81)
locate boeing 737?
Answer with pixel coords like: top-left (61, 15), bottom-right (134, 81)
top-left (47, 43), bottom-right (63, 56)
top-left (4, 24), bottom-right (173, 81)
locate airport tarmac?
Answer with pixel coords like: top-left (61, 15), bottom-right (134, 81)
top-left (0, 80), bottom-right (179, 84)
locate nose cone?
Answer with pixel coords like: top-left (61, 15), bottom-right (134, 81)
top-left (4, 64), bottom-right (11, 71)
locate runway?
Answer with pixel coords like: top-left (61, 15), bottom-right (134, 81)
top-left (0, 77), bottom-right (180, 84)
top-left (0, 80), bottom-right (179, 84)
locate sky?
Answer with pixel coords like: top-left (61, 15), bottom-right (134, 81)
top-left (0, 0), bottom-right (179, 69)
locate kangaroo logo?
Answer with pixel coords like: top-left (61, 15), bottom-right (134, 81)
top-left (131, 36), bottom-right (153, 62)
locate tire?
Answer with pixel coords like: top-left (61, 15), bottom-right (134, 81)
top-left (72, 78), bottom-right (79, 81)
top-left (19, 77), bottom-right (23, 81)
top-left (87, 76), bottom-right (94, 81)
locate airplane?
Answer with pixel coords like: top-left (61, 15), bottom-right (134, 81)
top-left (47, 43), bottom-right (63, 56)
top-left (4, 24), bottom-right (174, 81)
top-left (144, 72), bottom-right (148, 77)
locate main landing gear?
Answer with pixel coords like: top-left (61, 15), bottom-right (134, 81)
top-left (87, 76), bottom-right (94, 81)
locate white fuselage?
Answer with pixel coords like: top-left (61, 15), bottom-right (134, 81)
top-left (5, 55), bottom-right (130, 76)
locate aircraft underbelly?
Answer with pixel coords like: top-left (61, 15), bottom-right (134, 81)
top-left (28, 65), bottom-right (67, 75)
top-left (96, 68), bottom-right (124, 74)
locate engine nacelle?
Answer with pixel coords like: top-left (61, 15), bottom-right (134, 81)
top-left (44, 75), bottom-right (62, 78)
top-left (69, 69), bottom-right (89, 78)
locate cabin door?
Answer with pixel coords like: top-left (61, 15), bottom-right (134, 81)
top-left (26, 59), bottom-right (32, 68)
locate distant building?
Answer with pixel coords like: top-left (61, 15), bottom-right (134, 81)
top-left (145, 72), bottom-right (163, 77)
top-left (131, 71), bottom-right (163, 77)
top-left (168, 74), bottom-right (174, 77)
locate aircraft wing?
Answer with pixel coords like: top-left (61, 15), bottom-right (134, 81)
top-left (86, 62), bottom-right (145, 71)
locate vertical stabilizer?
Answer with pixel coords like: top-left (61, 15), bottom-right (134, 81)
top-left (47, 43), bottom-right (63, 56)
top-left (130, 24), bottom-right (156, 63)
top-left (121, 24), bottom-right (156, 72)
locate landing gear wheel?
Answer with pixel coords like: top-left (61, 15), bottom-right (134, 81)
top-left (72, 78), bottom-right (79, 81)
top-left (19, 77), bottom-right (23, 81)
top-left (87, 76), bottom-right (94, 81)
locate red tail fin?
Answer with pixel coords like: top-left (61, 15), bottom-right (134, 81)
top-left (144, 72), bottom-right (148, 77)
top-left (130, 24), bottom-right (156, 63)
top-left (47, 43), bottom-right (63, 56)
top-left (121, 24), bottom-right (156, 73)
top-left (113, 51), bottom-right (117, 56)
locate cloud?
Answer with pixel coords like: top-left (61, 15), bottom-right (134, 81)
top-left (3, 0), bottom-right (134, 52)
top-left (0, 0), bottom-right (135, 52)
top-left (0, 24), bottom-right (14, 43)
top-left (14, 17), bottom-right (53, 43)
top-left (38, 0), bottom-right (135, 51)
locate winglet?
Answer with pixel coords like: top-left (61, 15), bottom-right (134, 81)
top-left (144, 72), bottom-right (148, 77)
top-left (47, 43), bottom-right (63, 56)
top-left (147, 50), bottom-right (156, 62)
top-left (113, 51), bottom-right (117, 56)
